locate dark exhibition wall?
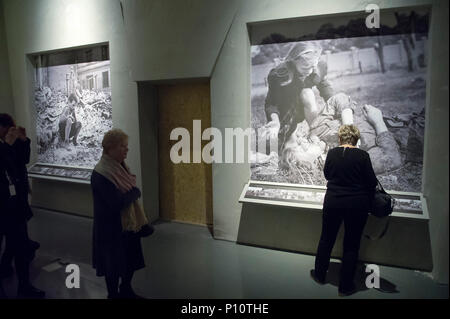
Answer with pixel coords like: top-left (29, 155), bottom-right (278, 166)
top-left (0, 0), bottom-right (448, 285)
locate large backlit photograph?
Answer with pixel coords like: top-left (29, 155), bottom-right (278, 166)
top-left (34, 60), bottom-right (112, 171)
top-left (250, 20), bottom-right (429, 193)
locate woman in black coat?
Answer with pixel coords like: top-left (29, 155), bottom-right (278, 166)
top-left (0, 114), bottom-right (44, 298)
top-left (311, 124), bottom-right (377, 296)
top-left (91, 129), bottom-right (147, 299)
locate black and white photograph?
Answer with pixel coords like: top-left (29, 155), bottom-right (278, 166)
top-left (28, 163), bottom-right (92, 182)
top-left (245, 185), bottom-right (325, 205)
top-left (250, 11), bottom-right (429, 193)
top-left (244, 183), bottom-right (423, 213)
top-left (394, 197), bottom-right (422, 214)
top-left (34, 59), bottom-right (112, 173)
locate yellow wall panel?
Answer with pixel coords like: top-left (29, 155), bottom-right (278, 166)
top-left (158, 82), bottom-right (213, 225)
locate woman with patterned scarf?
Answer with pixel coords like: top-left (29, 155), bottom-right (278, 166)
top-left (91, 129), bottom-right (152, 299)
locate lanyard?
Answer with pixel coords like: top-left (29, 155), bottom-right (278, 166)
top-left (1, 139), bottom-right (16, 188)
top-left (5, 171), bottom-right (13, 185)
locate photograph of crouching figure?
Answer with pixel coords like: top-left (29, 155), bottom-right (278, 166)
top-left (251, 33), bottom-right (428, 193)
top-left (58, 93), bottom-right (82, 146)
top-left (34, 61), bottom-right (112, 170)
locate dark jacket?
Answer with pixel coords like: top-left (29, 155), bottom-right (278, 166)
top-left (0, 141), bottom-right (13, 227)
top-left (265, 58), bottom-right (334, 124)
top-left (264, 58), bottom-right (334, 152)
top-left (323, 147), bottom-right (377, 211)
top-left (0, 138), bottom-right (32, 225)
top-left (11, 138), bottom-right (31, 193)
top-left (11, 138), bottom-right (32, 221)
top-left (90, 170), bottom-right (145, 277)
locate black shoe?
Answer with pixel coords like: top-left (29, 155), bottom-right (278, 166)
top-left (310, 269), bottom-right (326, 285)
top-left (338, 286), bottom-right (357, 297)
top-left (17, 285), bottom-right (46, 299)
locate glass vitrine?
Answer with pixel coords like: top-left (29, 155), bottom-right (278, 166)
top-left (28, 162), bottom-right (92, 184)
top-left (239, 180), bottom-right (428, 219)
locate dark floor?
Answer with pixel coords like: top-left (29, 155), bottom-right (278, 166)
top-left (1, 208), bottom-right (448, 299)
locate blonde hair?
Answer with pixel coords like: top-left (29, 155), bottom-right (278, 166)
top-left (102, 129), bottom-right (128, 153)
top-left (338, 125), bottom-right (360, 146)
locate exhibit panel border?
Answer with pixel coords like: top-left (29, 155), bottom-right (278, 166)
top-left (239, 180), bottom-right (428, 220)
top-left (27, 42), bottom-right (112, 182)
top-left (248, 5), bottom-right (431, 194)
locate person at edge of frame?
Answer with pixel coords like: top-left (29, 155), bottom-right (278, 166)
top-left (0, 113), bottom-right (45, 299)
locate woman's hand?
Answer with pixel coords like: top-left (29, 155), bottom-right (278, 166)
top-left (132, 187), bottom-right (141, 199)
top-left (17, 127), bottom-right (28, 141)
top-left (262, 113), bottom-right (281, 140)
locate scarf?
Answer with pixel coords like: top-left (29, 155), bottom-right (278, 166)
top-left (94, 154), bottom-right (148, 232)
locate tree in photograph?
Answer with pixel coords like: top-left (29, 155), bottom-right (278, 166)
top-left (395, 11), bottom-right (420, 72)
top-left (374, 36), bottom-right (386, 73)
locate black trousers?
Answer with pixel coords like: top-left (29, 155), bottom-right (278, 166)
top-left (4, 218), bottom-right (32, 287)
top-left (314, 205), bottom-right (368, 292)
top-left (0, 232), bottom-right (15, 267)
top-left (59, 120), bottom-right (82, 143)
top-left (1, 196), bottom-right (33, 287)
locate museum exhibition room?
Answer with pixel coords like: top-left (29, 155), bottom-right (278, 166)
top-left (0, 0), bottom-right (448, 304)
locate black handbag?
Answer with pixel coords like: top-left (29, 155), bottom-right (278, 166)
top-left (365, 179), bottom-right (394, 240)
top-left (370, 179), bottom-right (394, 218)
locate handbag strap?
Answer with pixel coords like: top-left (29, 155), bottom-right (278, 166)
top-left (376, 178), bottom-right (385, 193)
top-left (375, 178), bottom-right (395, 209)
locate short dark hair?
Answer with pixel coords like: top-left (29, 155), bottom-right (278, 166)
top-left (0, 113), bottom-right (15, 128)
top-left (68, 93), bottom-right (77, 104)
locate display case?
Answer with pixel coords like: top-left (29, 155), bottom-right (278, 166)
top-left (239, 180), bottom-right (429, 219)
top-left (28, 162), bottom-right (92, 184)
top-left (239, 5), bottom-right (433, 271)
top-left (237, 180), bottom-right (432, 270)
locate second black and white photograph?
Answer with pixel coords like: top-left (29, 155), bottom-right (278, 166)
top-left (34, 59), bottom-right (112, 173)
